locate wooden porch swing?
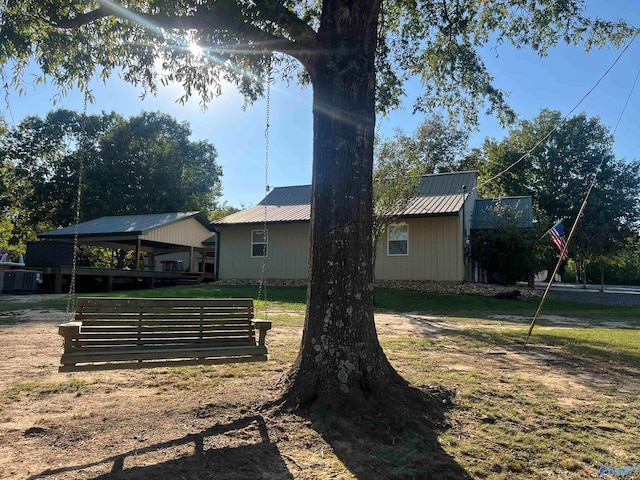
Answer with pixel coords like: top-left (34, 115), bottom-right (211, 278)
top-left (58, 297), bottom-right (271, 372)
top-left (58, 67), bottom-right (274, 372)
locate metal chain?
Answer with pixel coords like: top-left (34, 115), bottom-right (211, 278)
top-left (65, 86), bottom-right (90, 316)
top-left (257, 59), bottom-right (272, 321)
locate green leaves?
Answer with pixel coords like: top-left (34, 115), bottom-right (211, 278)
top-left (1, 1), bottom-right (637, 124)
top-left (469, 197), bottom-right (541, 284)
top-left (86, 110), bottom-right (222, 215)
top-left (474, 108), bottom-right (640, 282)
top-left (373, 113), bottom-right (470, 245)
top-left (1, 109), bottom-right (223, 251)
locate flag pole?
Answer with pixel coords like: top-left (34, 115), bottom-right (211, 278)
top-left (525, 248), bottom-right (566, 343)
top-left (539, 226), bottom-right (554, 241)
top-left (526, 173), bottom-right (601, 343)
top-left (524, 44), bottom-right (633, 343)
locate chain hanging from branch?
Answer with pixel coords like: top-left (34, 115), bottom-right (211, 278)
top-left (65, 83), bottom-right (92, 317)
top-left (257, 58), bottom-right (273, 322)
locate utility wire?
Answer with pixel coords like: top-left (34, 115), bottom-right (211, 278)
top-left (525, 58), bottom-right (640, 344)
top-left (613, 68), bottom-right (640, 135)
top-left (476, 36), bottom-right (637, 193)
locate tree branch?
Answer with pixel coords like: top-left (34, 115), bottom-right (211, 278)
top-left (49, 1), bottom-right (318, 63)
top-left (49, 5), bottom-right (113, 28)
top-left (252, 0), bottom-right (317, 45)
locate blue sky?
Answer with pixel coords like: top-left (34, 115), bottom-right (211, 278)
top-left (2, 2), bottom-right (639, 208)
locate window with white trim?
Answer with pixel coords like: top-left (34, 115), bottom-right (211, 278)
top-left (251, 229), bottom-right (268, 257)
top-left (387, 223), bottom-right (408, 256)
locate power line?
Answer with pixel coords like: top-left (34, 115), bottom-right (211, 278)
top-left (526, 47), bottom-right (640, 343)
top-left (476, 35), bottom-right (638, 193)
top-left (613, 68), bottom-right (640, 136)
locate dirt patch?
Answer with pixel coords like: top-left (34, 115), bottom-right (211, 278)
top-left (488, 313), bottom-right (591, 327)
top-left (0, 310), bottom-right (638, 479)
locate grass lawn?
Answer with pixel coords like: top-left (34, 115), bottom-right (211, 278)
top-left (408, 325), bottom-right (640, 478)
top-left (1, 284), bottom-right (639, 478)
top-left (2, 283), bottom-right (637, 324)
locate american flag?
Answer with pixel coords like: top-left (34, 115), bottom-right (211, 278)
top-left (548, 220), bottom-right (568, 258)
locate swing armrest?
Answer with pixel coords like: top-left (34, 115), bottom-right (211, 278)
top-left (59, 321), bottom-right (82, 353)
top-left (252, 320), bottom-right (272, 347)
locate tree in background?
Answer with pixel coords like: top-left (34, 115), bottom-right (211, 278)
top-left (0, 115), bottom-right (18, 256)
top-left (83, 111), bottom-right (222, 217)
top-left (373, 114), bottom-right (469, 263)
top-left (476, 109), bottom-right (640, 284)
top-left (1, 109), bottom-right (222, 252)
top-left (570, 159), bottom-right (640, 286)
top-left (2, 110), bottom-right (114, 246)
top-left (1, 0), bottom-right (636, 430)
top-left (208, 202), bottom-right (241, 221)
top-left (586, 236), bottom-right (640, 286)
top-left (375, 114), bottom-right (470, 179)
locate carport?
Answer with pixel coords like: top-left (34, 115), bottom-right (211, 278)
top-left (28, 212), bottom-right (217, 292)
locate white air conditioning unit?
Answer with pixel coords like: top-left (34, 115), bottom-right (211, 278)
top-left (2, 270), bottom-right (40, 293)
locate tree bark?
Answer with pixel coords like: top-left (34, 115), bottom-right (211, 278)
top-left (599, 262), bottom-right (605, 293)
top-left (576, 257), bottom-right (588, 288)
top-left (282, 0), bottom-right (405, 409)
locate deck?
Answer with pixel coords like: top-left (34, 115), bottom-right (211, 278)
top-left (36, 266), bottom-right (207, 293)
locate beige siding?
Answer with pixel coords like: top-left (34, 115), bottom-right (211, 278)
top-left (218, 217), bottom-right (463, 281)
top-left (375, 216), bottom-right (463, 281)
top-left (217, 223), bottom-right (310, 279)
top-left (144, 219), bottom-right (213, 247)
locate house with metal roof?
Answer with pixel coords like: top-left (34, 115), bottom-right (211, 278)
top-left (212, 171), bottom-right (480, 282)
top-left (36, 211), bottom-right (214, 263)
top-left (212, 185), bottom-right (313, 281)
top-left (29, 212), bottom-right (217, 291)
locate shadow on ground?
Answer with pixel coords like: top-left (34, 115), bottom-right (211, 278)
top-left (302, 384), bottom-right (471, 480)
top-left (26, 399), bottom-right (470, 479)
top-left (27, 416), bottom-right (293, 480)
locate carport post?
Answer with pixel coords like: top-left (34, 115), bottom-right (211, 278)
top-left (105, 275), bottom-right (113, 292)
top-left (135, 238), bottom-right (142, 270)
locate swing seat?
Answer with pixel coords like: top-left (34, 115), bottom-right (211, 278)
top-left (58, 297), bottom-right (271, 372)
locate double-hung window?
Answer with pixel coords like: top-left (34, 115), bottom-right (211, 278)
top-left (251, 229), bottom-right (268, 257)
top-left (387, 223), bottom-right (408, 256)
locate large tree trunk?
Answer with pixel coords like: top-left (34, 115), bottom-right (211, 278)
top-left (282, 0), bottom-right (405, 409)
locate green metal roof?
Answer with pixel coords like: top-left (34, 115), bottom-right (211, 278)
top-left (259, 185), bottom-right (311, 206)
top-left (417, 171), bottom-right (477, 197)
top-left (398, 171), bottom-right (477, 216)
top-left (214, 172), bottom-right (479, 225)
top-left (39, 212), bottom-right (213, 239)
